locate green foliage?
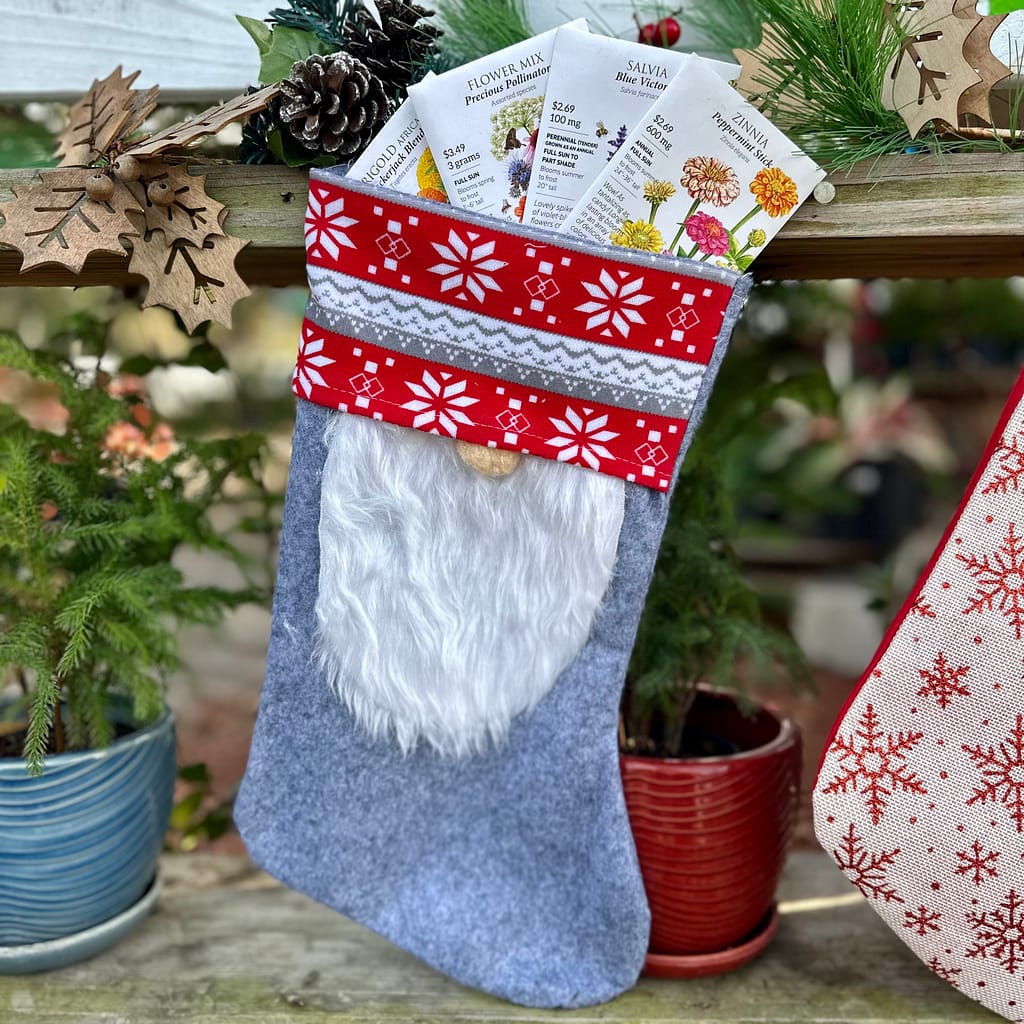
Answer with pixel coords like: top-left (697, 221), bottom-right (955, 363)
top-left (434, 0), bottom-right (531, 66)
top-left (624, 334), bottom-right (829, 755)
top-left (168, 762), bottom-right (234, 851)
top-left (254, 24), bottom-right (333, 84)
top-left (0, 322), bottom-right (272, 776)
top-left (687, 0), bottom-right (1008, 170)
top-left (0, 108), bottom-right (57, 169)
top-left (264, 0), bottom-right (360, 48)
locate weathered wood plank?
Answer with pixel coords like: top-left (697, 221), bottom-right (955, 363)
top-left (0, 851), bottom-right (995, 1023)
top-left (5, 154), bottom-right (1024, 286)
top-left (0, 0), bottom-right (271, 103)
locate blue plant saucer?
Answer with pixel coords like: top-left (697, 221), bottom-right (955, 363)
top-left (0, 875), bottom-right (160, 975)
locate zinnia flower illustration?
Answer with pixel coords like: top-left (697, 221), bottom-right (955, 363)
top-left (643, 179), bottom-right (676, 224)
top-left (609, 219), bottom-right (664, 253)
top-left (747, 228), bottom-right (767, 248)
top-left (684, 212), bottom-right (730, 257)
top-left (749, 166), bottom-right (800, 217)
top-left (643, 179), bottom-right (676, 204)
top-left (680, 156), bottom-right (740, 207)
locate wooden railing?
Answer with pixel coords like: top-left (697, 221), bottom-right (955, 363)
top-left (4, 152), bottom-right (1024, 287)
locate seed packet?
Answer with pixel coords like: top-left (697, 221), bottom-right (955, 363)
top-left (562, 56), bottom-right (825, 271)
top-left (407, 20), bottom-right (588, 220)
top-left (523, 29), bottom-right (738, 230)
top-left (347, 82), bottom-right (448, 201)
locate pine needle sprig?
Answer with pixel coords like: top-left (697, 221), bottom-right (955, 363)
top-left (690, 0), bottom-right (916, 169)
top-left (434, 0), bottom-right (531, 66)
top-left (266, 0), bottom-right (361, 47)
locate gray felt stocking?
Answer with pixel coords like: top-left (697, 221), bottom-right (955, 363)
top-left (235, 171), bottom-right (750, 1008)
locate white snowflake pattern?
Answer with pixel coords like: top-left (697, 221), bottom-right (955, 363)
top-left (967, 889), bottom-right (1024, 975)
top-left (304, 188), bottom-right (357, 259)
top-left (293, 328), bottom-right (335, 398)
top-left (546, 406), bottom-right (619, 471)
top-left (958, 521), bottom-right (1024, 639)
top-left (428, 229), bottom-right (506, 303)
top-left (575, 269), bottom-right (653, 339)
top-left (401, 370), bottom-right (478, 436)
top-left (964, 713), bottom-right (1024, 832)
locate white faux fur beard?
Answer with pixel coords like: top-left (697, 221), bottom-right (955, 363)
top-left (315, 413), bottom-right (625, 758)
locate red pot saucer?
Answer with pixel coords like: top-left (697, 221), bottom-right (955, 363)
top-left (641, 905), bottom-right (779, 979)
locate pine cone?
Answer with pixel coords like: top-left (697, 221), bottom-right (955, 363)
top-left (277, 52), bottom-right (389, 156)
top-left (345, 0), bottom-right (442, 97)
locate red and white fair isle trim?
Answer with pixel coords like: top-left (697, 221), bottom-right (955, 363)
top-left (304, 179), bottom-right (733, 364)
top-left (814, 370), bottom-right (1024, 1024)
top-left (295, 321), bottom-right (687, 489)
top-left (297, 178), bottom-right (740, 489)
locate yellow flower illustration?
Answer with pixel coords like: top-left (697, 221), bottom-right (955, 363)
top-left (749, 167), bottom-right (799, 218)
top-left (748, 228), bottom-right (767, 248)
top-left (610, 219), bottom-right (664, 253)
top-left (416, 147), bottom-right (447, 197)
top-left (643, 179), bottom-right (677, 204)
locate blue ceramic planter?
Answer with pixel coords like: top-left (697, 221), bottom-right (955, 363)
top-left (0, 706), bottom-right (176, 968)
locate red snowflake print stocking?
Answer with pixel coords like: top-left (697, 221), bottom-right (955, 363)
top-left (814, 369), bottom-right (1024, 1023)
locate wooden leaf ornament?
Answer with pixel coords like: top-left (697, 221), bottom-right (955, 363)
top-left (124, 159), bottom-right (226, 247)
top-left (882, 0), bottom-right (981, 138)
top-left (126, 85), bottom-right (282, 159)
top-left (0, 168), bottom-right (141, 273)
top-left (127, 218), bottom-right (250, 333)
top-left (56, 67), bottom-right (157, 167)
top-left (958, 7), bottom-right (1011, 126)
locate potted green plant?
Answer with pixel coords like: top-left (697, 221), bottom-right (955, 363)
top-left (0, 323), bottom-right (270, 973)
top-left (620, 350), bottom-right (822, 979)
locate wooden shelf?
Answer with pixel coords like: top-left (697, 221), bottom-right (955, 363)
top-left (3, 153), bottom-right (1024, 287)
top-left (0, 850), bottom-right (993, 1022)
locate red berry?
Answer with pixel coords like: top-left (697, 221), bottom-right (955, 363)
top-left (638, 15), bottom-right (681, 47)
top-left (658, 16), bottom-right (681, 46)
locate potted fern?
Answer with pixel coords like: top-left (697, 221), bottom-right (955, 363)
top-left (0, 325), bottom-right (269, 972)
top-left (620, 352), bottom-right (820, 979)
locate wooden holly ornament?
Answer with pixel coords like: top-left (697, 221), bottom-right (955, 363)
top-left (126, 85), bottom-right (281, 159)
top-left (882, 0), bottom-right (981, 138)
top-left (56, 67), bottom-right (158, 168)
top-left (0, 168), bottom-right (141, 273)
top-left (125, 160), bottom-right (226, 247)
top-left (146, 181), bottom-right (175, 207)
top-left (127, 216), bottom-right (250, 333)
top-left (955, 0), bottom-right (1011, 127)
top-left (84, 172), bottom-right (115, 203)
top-left (113, 154), bottom-right (143, 182)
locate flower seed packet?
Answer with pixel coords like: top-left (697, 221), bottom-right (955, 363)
top-left (522, 28), bottom-right (738, 231)
top-left (407, 20), bottom-right (588, 220)
top-left (347, 83), bottom-right (449, 202)
top-left (562, 57), bottom-right (825, 271)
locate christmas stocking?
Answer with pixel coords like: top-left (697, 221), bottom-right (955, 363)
top-left (235, 170), bottom-right (750, 1008)
top-left (814, 368), bottom-right (1024, 1023)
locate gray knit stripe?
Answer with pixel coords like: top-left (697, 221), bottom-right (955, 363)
top-left (306, 268), bottom-right (711, 419)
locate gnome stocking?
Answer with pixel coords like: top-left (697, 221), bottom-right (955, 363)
top-left (814, 368), bottom-right (1024, 1023)
top-left (235, 170), bottom-right (750, 1009)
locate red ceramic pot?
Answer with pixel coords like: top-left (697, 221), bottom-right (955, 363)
top-left (620, 689), bottom-right (801, 962)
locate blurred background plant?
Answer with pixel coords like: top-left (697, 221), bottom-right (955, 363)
top-left (0, 306), bottom-right (279, 776)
